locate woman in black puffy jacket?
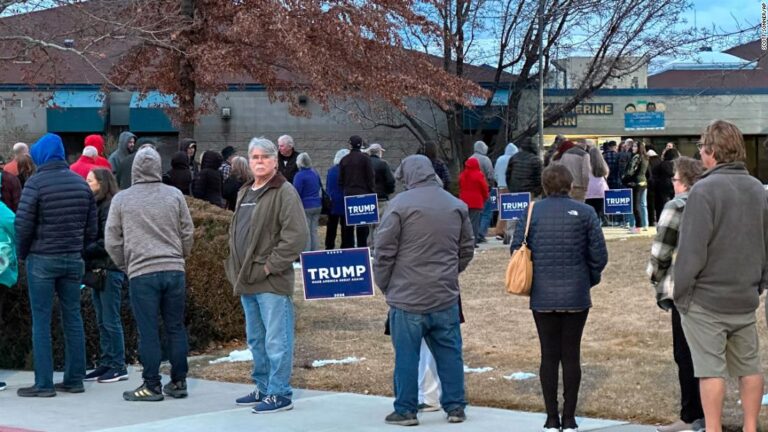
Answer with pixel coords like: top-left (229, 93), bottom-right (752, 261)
top-left (510, 164), bottom-right (608, 432)
top-left (192, 150), bottom-right (224, 208)
top-left (163, 151), bottom-right (192, 195)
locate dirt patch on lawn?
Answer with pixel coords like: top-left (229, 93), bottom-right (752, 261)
top-left (190, 237), bottom-right (768, 429)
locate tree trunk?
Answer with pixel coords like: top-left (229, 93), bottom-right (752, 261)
top-left (178, 0), bottom-right (196, 138)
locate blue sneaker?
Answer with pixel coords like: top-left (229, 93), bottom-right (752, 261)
top-left (97, 368), bottom-right (129, 383)
top-left (236, 390), bottom-right (264, 406)
top-left (252, 395), bottom-right (293, 414)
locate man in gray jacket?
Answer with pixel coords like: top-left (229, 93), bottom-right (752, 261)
top-left (374, 155), bottom-right (474, 426)
top-left (553, 139), bottom-right (591, 201)
top-left (106, 145), bottom-right (194, 402)
top-left (674, 120), bottom-right (768, 432)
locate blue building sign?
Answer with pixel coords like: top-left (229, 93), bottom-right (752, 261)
top-left (624, 112), bottom-right (665, 131)
top-left (301, 248), bottom-right (375, 300)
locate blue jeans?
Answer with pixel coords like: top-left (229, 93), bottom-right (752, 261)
top-left (128, 271), bottom-right (188, 386)
top-left (632, 187), bottom-right (648, 228)
top-left (26, 253), bottom-right (86, 390)
top-left (304, 207), bottom-right (321, 252)
top-left (92, 270), bottom-right (126, 369)
top-left (389, 304), bottom-right (466, 415)
top-left (478, 198), bottom-right (494, 241)
top-left (241, 292), bottom-right (294, 398)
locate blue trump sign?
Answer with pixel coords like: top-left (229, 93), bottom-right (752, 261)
top-left (499, 192), bottom-right (530, 220)
top-left (490, 188), bottom-right (498, 208)
top-left (624, 112), bottom-right (665, 131)
top-left (344, 194), bottom-right (379, 226)
top-left (604, 189), bottom-right (633, 214)
top-left (301, 248), bottom-right (374, 300)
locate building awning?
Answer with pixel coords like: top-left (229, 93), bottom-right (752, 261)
top-left (46, 90), bottom-right (106, 133)
top-left (462, 106), bottom-right (503, 131)
top-left (129, 91), bottom-right (178, 133)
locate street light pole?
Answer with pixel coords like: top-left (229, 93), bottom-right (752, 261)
top-left (537, 0), bottom-right (545, 153)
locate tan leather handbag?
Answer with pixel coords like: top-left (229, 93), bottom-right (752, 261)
top-left (505, 201), bottom-right (534, 296)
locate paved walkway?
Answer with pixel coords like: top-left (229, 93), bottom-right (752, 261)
top-left (0, 368), bottom-right (655, 432)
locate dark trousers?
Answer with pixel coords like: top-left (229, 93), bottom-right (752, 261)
top-left (324, 214), bottom-right (346, 250)
top-left (533, 310), bottom-right (589, 429)
top-left (341, 224), bottom-right (369, 248)
top-left (129, 271), bottom-right (189, 386)
top-left (671, 306), bottom-right (704, 423)
top-left (585, 198), bottom-right (606, 224)
top-left (468, 209), bottom-right (482, 246)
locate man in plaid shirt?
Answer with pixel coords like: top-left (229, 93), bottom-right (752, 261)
top-left (219, 146), bottom-right (236, 181)
top-left (646, 156), bottom-right (705, 432)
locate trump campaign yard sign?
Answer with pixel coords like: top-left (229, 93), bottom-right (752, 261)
top-left (300, 248), bottom-right (375, 300)
top-left (498, 192), bottom-right (531, 220)
top-left (604, 189), bottom-right (633, 214)
top-left (344, 194), bottom-right (379, 226)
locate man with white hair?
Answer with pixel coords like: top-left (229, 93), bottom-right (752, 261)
top-left (4, 142), bottom-right (29, 177)
top-left (70, 146), bottom-right (101, 179)
top-left (277, 135), bottom-right (299, 183)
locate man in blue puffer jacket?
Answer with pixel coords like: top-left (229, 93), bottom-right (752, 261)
top-left (15, 133), bottom-right (98, 397)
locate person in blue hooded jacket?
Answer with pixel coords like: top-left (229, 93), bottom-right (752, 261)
top-left (15, 133), bottom-right (98, 397)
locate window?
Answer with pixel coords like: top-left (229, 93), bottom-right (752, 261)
top-left (2, 99), bottom-right (23, 109)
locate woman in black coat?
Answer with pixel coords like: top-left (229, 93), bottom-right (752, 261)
top-left (163, 151), bottom-right (193, 195)
top-left (192, 150), bottom-right (225, 208)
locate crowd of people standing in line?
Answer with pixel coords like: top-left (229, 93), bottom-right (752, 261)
top-left (1, 120), bottom-right (766, 432)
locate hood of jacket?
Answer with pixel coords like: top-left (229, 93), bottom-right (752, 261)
top-left (395, 155), bottom-right (441, 190)
top-left (170, 151), bottom-right (191, 170)
top-left (117, 131), bottom-right (137, 156)
top-left (504, 143), bottom-right (519, 156)
top-left (201, 151), bottom-right (223, 170)
top-left (131, 146), bottom-right (163, 184)
top-left (31, 133), bottom-right (66, 166)
top-left (473, 141), bottom-right (488, 155)
top-left (84, 134), bottom-right (106, 156)
top-left (179, 138), bottom-right (197, 158)
top-left (464, 157), bottom-right (481, 172)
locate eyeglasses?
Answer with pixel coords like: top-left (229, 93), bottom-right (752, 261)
top-left (696, 142), bottom-right (704, 150)
top-left (671, 177), bottom-right (682, 183)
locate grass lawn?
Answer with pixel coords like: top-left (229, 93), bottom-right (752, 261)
top-left (189, 236), bottom-right (768, 430)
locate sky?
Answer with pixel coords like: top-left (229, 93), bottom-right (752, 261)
top-left (687, 0), bottom-right (761, 45)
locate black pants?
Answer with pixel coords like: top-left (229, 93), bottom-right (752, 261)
top-left (585, 198), bottom-right (605, 224)
top-left (533, 310), bottom-right (589, 429)
top-left (671, 306), bottom-right (704, 423)
top-left (341, 224), bottom-right (369, 248)
top-left (325, 214), bottom-right (346, 250)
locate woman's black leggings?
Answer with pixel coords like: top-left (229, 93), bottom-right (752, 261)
top-left (533, 310), bottom-right (589, 429)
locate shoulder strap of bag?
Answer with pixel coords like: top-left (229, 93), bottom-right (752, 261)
top-left (521, 201), bottom-right (535, 246)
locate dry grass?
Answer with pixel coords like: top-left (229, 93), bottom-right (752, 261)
top-left (190, 236), bottom-right (768, 429)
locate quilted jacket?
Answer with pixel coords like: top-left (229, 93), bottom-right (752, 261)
top-left (16, 133), bottom-right (98, 260)
top-left (510, 194), bottom-right (608, 311)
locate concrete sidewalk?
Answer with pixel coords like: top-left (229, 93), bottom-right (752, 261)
top-left (0, 368), bottom-right (655, 432)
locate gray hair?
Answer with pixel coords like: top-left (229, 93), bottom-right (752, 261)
top-left (473, 140), bottom-right (488, 155)
top-left (296, 152), bottom-right (312, 168)
top-left (13, 142), bottom-right (28, 155)
top-left (82, 146), bottom-right (98, 158)
top-left (248, 137), bottom-right (278, 158)
top-left (333, 148), bottom-right (350, 165)
top-left (277, 135), bottom-right (294, 148)
top-left (367, 144), bottom-right (383, 157)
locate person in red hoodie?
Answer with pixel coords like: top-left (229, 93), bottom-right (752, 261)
top-left (70, 146), bottom-right (101, 179)
top-left (84, 134), bottom-right (112, 169)
top-left (459, 157), bottom-right (489, 247)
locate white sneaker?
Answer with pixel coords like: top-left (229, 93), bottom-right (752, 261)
top-left (563, 429), bottom-right (578, 432)
top-left (542, 428), bottom-right (559, 432)
top-left (292, 262), bottom-right (301, 270)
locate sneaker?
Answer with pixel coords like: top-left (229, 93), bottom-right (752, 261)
top-left (162, 380), bottom-right (188, 399)
top-left (417, 403), bottom-right (441, 412)
top-left (0, 381), bottom-right (5, 391)
top-left (252, 394), bottom-right (293, 414)
top-left (123, 382), bottom-right (164, 402)
top-left (542, 429), bottom-right (560, 432)
top-left (656, 419), bottom-right (700, 432)
top-left (446, 407), bottom-right (466, 423)
top-left (691, 418), bottom-right (705, 432)
top-left (97, 368), bottom-right (129, 383)
top-left (17, 385), bottom-right (56, 397)
top-left (236, 390), bottom-right (264, 406)
top-left (563, 429), bottom-right (578, 432)
top-left (84, 365), bottom-right (111, 381)
top-left (385, 411), bottom-right (419, 426)
top-left (54, 382), bottom-right (85, 393)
